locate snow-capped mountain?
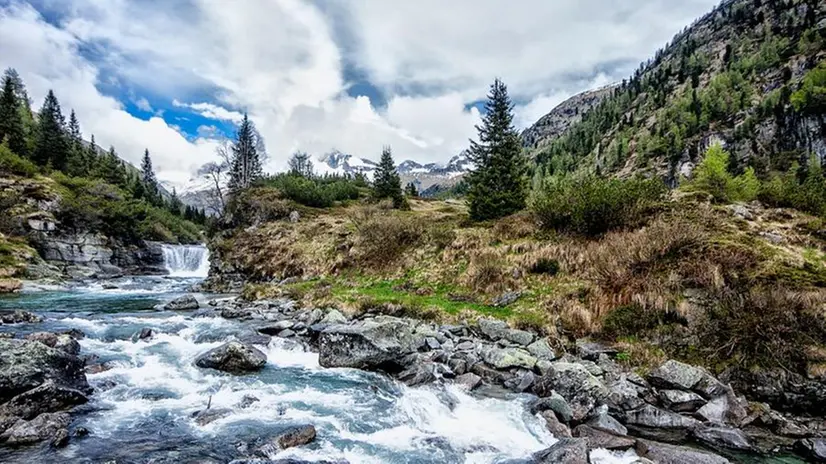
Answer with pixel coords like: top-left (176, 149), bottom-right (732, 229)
top-left (313, 150), bottom-right (472, 181)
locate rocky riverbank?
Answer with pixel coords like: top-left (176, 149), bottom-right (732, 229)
top-left (3, 293), bottom-right (825, 463)
top-left (186, 296), bottom-right (825, 463)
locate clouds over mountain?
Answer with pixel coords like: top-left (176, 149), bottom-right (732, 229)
top-left (0, 0), bottom-right (717, 187)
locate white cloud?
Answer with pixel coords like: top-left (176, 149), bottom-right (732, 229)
top-left (172, 100), bottom-right (244, 123)
top-left (1, 0), bottom-right (721, 187)
top-left (134, 96), bottom-right (152, 112)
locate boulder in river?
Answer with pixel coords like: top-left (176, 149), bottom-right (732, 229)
top-left (0, 380), bottom-right (88, 419)
top-left (0, 412), bottom-right (71, 446)
top-left (193, 407), bottom-right (233, 426)
top-left (317, 317), bottom-right (419, 370)
top-left (164, 295), bottom-right (200, 311)
top-left (533, 362), bottom-right (609, 422)
top-left (573, 424), bottom-right (636, 451)
top-left (276, 424), bottom-right (317, 449)
top-left (0, 310), bottom-right (42, 324)
top-left (194, 342), bottom-right (267, 374)
top-left (0, 339), bottom-right (90, 403)
top-left (648, 360), bottom-right (726, 399)
top-left (532, 438), bottom-right (588, 464)
top-left (635, 439), bottom-right (731, 464)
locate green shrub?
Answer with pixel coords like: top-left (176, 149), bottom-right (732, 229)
top-left (530, 175), bottom-right (666, 236)
top-left (685, 143), bottom-right (759, 203)
top-left (260, 173), bottom-right (361, 208)
top-left (0, 144), bottom-right (38, 177)
top-left (791, 62), bottom-right (826, 114)
top-left (760, 157), bottom-right (826, 217)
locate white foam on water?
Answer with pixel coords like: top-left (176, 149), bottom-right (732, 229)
top-left (73, 312), bottom-right (638, 464)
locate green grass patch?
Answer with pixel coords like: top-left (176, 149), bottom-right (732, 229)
top-left (316, 278), bottom-right (512, 318)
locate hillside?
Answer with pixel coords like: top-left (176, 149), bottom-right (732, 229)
top-left (528, 0), bottom-right (825, 184)
top-left (0, 71), bottom-right (206, 289)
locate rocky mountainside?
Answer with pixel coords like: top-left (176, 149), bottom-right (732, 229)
top-left (529, 0), bottom-right (825, 184)
top-left (521, 84), bottom-right (618, 150)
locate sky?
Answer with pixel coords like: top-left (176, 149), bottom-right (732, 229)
top-left (0, 0), bottom-right (719, 188)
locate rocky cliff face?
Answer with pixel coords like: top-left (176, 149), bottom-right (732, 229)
top-left (0, 176), bottom-right (166, 284)
top-left (527, 0), bottom-right (826, 182)
top-left (521, 85), bottom-right (618, 150)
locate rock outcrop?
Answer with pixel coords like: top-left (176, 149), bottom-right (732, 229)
top-left (194, 342), bottom-right (267, 374)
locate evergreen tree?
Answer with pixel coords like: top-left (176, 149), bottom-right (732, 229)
top-left (405, 182), bottom-right (418, 197)
top-left (68, 110), bottom-right (81, 149)
top-left (140, 149), bottom-right (160, 200)
top-left (465, 78), bottom-right (527, 221)
top-left (66, 109), bottom-right (86, 176)
top-left (98, 146), bottom-right (127, 187)
top-left (34, 90), bottom-right (70, 170)
top-left (372, 146), bottom-right (405, 208)
top-left (0, 74), bottom-right (27, 157)
top-left (169, 188), bottom-right (184, 216)
top-left (288, 151), bottom-right (314, 178)
top-left (227, 113), bottom-right (263, 195)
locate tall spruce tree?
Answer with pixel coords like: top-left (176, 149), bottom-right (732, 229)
top-left (99, 146), bottom-right (127, 187)
top-left (227, 113), bottom-right (263, 195)
top-left (66, 109), bottom-right (86, 176)
top-left (0, 74), bottom-right (27, 157)
top-left (141, 149), bottom-right (160, 199)
top-left (465, 78), bottom-right (527, 221)
top-left (68, 110), bottom-right (81, 149)
top-left (372, 146), bottom-right (405, 208)
top-left (34, 90), bottom-right (70, 170)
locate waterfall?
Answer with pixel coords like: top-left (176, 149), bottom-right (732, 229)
top-left (161, 244), bottom-right (210, 278)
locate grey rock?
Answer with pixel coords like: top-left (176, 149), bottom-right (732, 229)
top-left (504, 329), bottom-right (534, 346)
top-left (318, 317), bottom-right (419, 370)
top-left (0, 381), bottom-right (88, 419)
top-left (660, 389), bottom-right (707, 413)
top-left (164, 295), bottom-right (200, 311)
top-left (0, 310), bottom-right (42, 324)
top-left (425, 337), bottom-right (441, 350)
top-left (635, 439), bottom-right (731, 464)
top-left (695, 393), bottom-right (747, 426)
top-left (237, 395), bottom-right (260, 409)
top-left (576, 340), bottom-right (618, 361)
top-left (455, 340), bottom-right (477, 351)
top-left (530, 392), bottom-right (574, 423)
top-left (289, 211), bottom-right (301, 223)
top-left (606, 376), bottom-right (646, 412)
top-left (277, 329), bottom-right (296, 338)
top-left (193, 408), bottom-right (233, 426)
top-left (481, 346), bottom-right (537, 370)
top-left (527, 339), bottom-right (556, 360)
top-left (587, 412), bottom-right (628, 436)
top-left (514, 371), bottom-right (535, 392)
top-left (277, 424), bottom-right (317, 449)
top-left (447, 357), bottom-right (467, 376)
top-left (52, 427), bottom-right (69, 447)
top-left (320, 309), bottom-right (348, 325)
top-left (1, 412), bottom-right (71, 445)
top-left (221, 306), bottom-right (254, 319)
top-left (693, 425), bottom-right (752, 451)
top-left (536, 359), bottom-right (553, 376)
top-left (138, 328), bottom-right (155, 340)
top-left (397, 362), bottom-right (439, 387)
top-left (0, 339), bottom-right (90, 403)
top-left (532, 438), bottom-right (588, 464)
top-left (540, 410), bottom-right (572, 438)
top-left (626, 405), bottom-right (701, 430)
top-left (477, 318), bottom-right (509, 340)
top-left (454, 373), bottom-right (482, 390)
top-left (258, 320), bottom-right (295, 335)
top-left (648, 360), bottom-right (726, 399)
top-left (194, 342), bottom-right (267, 374)
top-left (533, 362), bottom-right (610, 422)
top-left (574, 424), bottom-right (636, 451)
top-left (303, 308), bottom-right (324, 326)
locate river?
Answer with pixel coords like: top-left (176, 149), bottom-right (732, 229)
top-left (0, 246), bottom-right (649, 464)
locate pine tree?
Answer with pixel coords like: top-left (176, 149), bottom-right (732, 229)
top-left (288, 151), bottom-right (314, 178)
top-left (0, 74), bottom-right (27, 157)
top-left (405, 182), bottom-right (418, 197)
top-left (141, 148), bottom-right (160, 200)
top-left (66, 109), bottom-right (86, 176)
top-left (34, 90), bottom-right (70, 170)
top-left (169, 188), bottom-right (184, 216)
top-left (465, 78), bottom-right (527, 221)
top-left (98, 146), bottom-right (127, 187)
top-left (68, 110), bottom-right (81, 149)
top-left (227, 113), bottom-right (263, 195)
top-left (372, 146), bottom-right (405, 208)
